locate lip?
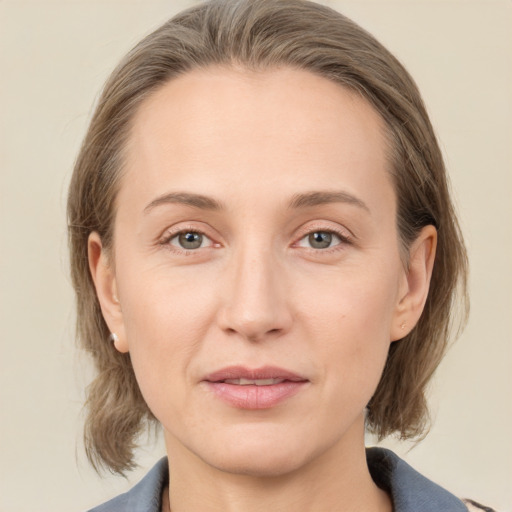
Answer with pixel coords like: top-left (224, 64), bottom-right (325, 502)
top-left (204, 365), bottom-right (307, 382)
top-left (202, 365), bottom-right (309, 410)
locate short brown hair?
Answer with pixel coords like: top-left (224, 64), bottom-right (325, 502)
top-left (68, 0), bottom-right (468, 475)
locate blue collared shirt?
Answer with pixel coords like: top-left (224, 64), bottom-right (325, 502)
top-left (88, 447), bottom-right (469, 511)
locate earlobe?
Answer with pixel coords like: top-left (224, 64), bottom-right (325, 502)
top-left (391, 225), bottom-right (437, 342)
top-left (88, 232), bottom-right (129, 353)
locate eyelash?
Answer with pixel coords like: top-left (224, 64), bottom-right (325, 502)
top-left (159, 226), bottom-right (217, 254)
top-left (159, 225), bottom-right (353, 254)
top-left (295, 227), bottom-right (352, 252)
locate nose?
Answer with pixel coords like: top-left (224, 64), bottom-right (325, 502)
top-left (217, 246), bottom-right (293, 342)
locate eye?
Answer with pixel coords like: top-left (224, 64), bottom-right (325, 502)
top-left (297, 230), bottom-right (343, 249)
top-left (169, 231), bottom-right (212, 250)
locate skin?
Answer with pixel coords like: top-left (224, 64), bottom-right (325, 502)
top-left (89, 67), bottom-right (436, 512)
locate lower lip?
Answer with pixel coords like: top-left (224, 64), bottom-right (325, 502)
top-left (204, 381), bottom-right (308, 409)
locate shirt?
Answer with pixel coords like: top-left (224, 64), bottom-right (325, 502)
top-left (87, 447), bottom-right (475, 511)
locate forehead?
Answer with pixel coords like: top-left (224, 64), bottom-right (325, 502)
top-left (129, 66), bottom-right (387, 152)
top-left (121, 66), bottom-right (393, 213)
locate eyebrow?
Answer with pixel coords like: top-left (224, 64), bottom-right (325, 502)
top-left (143, 190), bottom-right (369, 214)
top-left (143, 192), bottom-right (223, 214)
top-left (288, 190), bottom-right (370, 212)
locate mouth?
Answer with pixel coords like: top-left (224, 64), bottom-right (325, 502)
top-left (202, 366), bottom-right (309, 409)
top-left (222, 377), bottom-right (287, 386)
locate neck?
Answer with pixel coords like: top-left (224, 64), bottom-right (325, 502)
top-left (162, 419), bottom-right (391, 512)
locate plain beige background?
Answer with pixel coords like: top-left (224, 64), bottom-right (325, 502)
top-left (1, 1), bottom-right (511, 510)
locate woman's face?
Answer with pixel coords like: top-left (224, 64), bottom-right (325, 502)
top-left (91, 67), bottom-right (431, 476)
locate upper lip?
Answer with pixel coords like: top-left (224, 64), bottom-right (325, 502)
top-left (203, 366), bottom-right (308, 383)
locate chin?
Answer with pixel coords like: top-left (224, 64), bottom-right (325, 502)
top-left (191, 426), bottom-right (322, 478)
top-left (207, 447), bottom-right (310, 478)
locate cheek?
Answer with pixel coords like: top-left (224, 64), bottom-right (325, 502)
top-left (119, 260), bottom-right (218, 340)
top-left (297, 261), bottom-right (399, 339)
top-left (296, 264), bottom-right (399, 388)
top-left (116, 265), bottom-right (218, 408)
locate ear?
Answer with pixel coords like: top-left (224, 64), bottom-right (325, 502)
top-left (391, 225), bottom-right (437, 342)
top-left (88, 232), bottom-right (129, 353)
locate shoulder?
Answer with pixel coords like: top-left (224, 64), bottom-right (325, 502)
top-left (87, 457), bottom-right (168, 512)
top-left (87, 451), bottom-right (499, 512)
top-left (366, 447), bottom-right (498, 512)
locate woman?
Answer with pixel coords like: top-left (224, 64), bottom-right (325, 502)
top-left (67, 1), bottom-right (493, 510)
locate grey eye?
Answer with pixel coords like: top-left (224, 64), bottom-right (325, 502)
top-left (175, 231), bottom-right (204, 250)
top-left (308, 231), bottom-right (334, 249)
top-left (296, 228), bottom-right (346, 251)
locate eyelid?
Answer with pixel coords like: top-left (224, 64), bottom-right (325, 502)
top-left (158, 223), bottom-right (221, 252)
top-left (168, 231), bottom-right (213, 249)
top-left (156, 220), bottom-right (353, 253)
top-left (292, 222), bottom-right (354, 250)
top-left (296, 231), bottom-right (342, 249)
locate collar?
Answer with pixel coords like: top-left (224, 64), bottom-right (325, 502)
top-left (89, 448), bottom-right (467, 512)
top-left (366, 447), bottom-right (467, 511)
